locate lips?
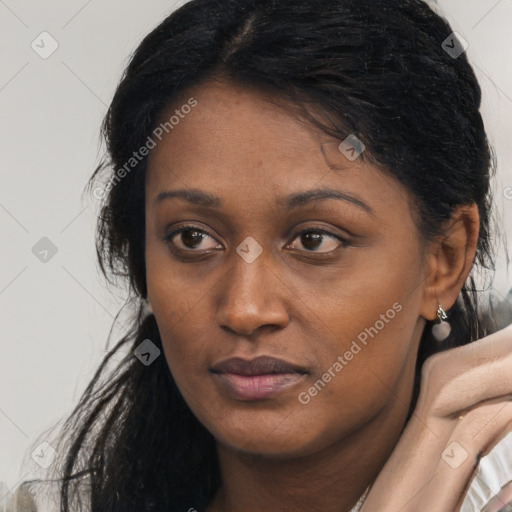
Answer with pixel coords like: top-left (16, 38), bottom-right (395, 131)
top-left (211, 355), bottom-right (308, 376)
top-left (210, 356), bottom-right (308, 400)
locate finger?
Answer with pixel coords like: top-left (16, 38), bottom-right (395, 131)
top-left (422, 400), bottom-right (512, 512)
top-left (360, 401), bottom-right (512, 512)
top-left (417, 324), bottom-right (512, 419)
top-left (360, 326), bottom-right (512, 512)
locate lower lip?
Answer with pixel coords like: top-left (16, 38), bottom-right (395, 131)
top-left (212, 372), bottom-right (306, 400)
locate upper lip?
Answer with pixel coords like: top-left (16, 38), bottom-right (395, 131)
top-left (210, 356), bottom-right (308, 376)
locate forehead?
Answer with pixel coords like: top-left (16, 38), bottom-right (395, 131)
top-left (145, 80), bottom-right (412, 220)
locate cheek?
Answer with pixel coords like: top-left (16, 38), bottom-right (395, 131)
top-left (291, 297), bottom-right (422, 452)
top-left (145, 265), bottom-right (214, 386)
top-left (296, 249), bottom-right (425, 410)
top-left (152, 304), bottom-right (213, 376)
top-left (300, 302), bottom-right (414, 396)
top-left (154, 309), bottom-right (218, 423)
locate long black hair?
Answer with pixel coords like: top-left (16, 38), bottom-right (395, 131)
top-left (28, 1), bottom-right (498, 510)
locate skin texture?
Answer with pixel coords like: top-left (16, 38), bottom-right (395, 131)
top-left (144, 79), bottom-right (480, 512)
top-left (359, 323), bottom-right (512, 512)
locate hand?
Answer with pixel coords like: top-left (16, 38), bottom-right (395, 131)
top-left (359, 323), bottom-right (512, 512)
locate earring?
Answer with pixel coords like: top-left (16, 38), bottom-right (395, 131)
top-left (431, 304), bottom-right (451, 341)
top-left (142, 298), bottom-right (153, 316)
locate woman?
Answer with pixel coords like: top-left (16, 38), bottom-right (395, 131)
top-left (8, 0), bottom-right (512, 510)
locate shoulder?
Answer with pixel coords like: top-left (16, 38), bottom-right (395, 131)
top-left (461, 431), bottom-right (512, 511)
top-left (0, 480), bottom-right (39, 512)
top-left (0, 477), bottom-right (69, 512)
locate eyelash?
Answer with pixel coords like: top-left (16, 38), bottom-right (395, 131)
top-left (162, 224), bottom-right (350, 256)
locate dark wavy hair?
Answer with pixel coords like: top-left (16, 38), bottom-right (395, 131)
top-left (30, 0), bottom-right (499, 510)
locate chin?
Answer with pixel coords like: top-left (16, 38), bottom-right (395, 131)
top-left (200, 406), bottom-right (335, 459)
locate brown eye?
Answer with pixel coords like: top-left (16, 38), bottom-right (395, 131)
top-left (165, 226), bottom-right (222, 252)
top-left (287, 228), bottom-right (348, 253)
top-left (180, 229), bottom-right (206, 249)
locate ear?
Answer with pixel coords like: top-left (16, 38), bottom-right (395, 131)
top-left (420, 203), bottom-right (480, 321)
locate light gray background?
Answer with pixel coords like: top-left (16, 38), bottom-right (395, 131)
top-left (1, 0), bottom-right (511, 494)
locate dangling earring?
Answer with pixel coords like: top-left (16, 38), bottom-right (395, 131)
top-left (142, 298), bottom-right (153, 317)
top-left (431, 304), bottom-right (451, 341)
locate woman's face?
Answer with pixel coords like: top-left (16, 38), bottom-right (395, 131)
top-left (145, 80), bottom-right (432, 457)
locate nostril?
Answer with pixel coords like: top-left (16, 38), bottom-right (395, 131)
top-left (220, 324), bottom-right (257, 337)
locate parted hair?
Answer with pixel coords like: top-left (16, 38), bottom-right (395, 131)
top-left (31, 1), bottom-right (497, 510)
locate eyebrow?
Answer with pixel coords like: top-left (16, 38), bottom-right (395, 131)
top-left (154, 189), bottom-right (221, 208)
top-left (154, 187), bottom-right (373, 214)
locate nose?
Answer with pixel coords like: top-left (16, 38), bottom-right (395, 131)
top-left (215, 249), bottom-right (290, 337)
